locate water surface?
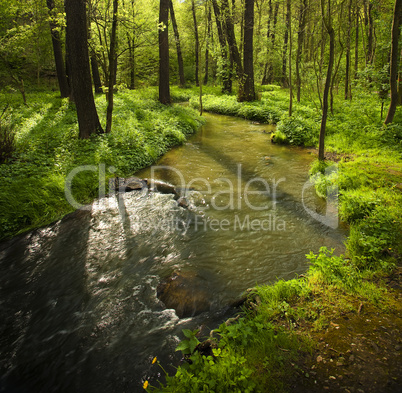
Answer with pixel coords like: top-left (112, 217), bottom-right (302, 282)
top-left (0, 113), bottom-right (346, 392)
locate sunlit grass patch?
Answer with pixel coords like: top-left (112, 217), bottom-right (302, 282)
top-left (0, 89), bottom-right (204, 240)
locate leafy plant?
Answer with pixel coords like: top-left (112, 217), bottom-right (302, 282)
top-left (275, 115), bottom-right (319, 146)
top-left (175, 329), bottom-right (200, 355)
top-left (0, 110), bottom-right (15, 164)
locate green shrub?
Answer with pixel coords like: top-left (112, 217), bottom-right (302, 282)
top-left (309, 163), bottom-right (339, 199)
top-left (339, 188), bottom-right (383, 223)
top-left (190, 95), bottom-right (282, 124)
top-left (276, 115), bottom-right (319, 146)
top-left (379, 123), bottom-right (402, 149)
top-left (270, 130), bottom-right (288, 144)
top-left (346, 206), bottom-right (400, 269)
top-left (307, 247), bottom-right (360, 292)
top-left (309, 159), bottom-right (332, 176)
top-left (0, 118), bottom-right (15, 164)
top-left (255, 84), bottom-right (281, 92)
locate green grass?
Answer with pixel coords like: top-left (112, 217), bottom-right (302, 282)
top-left (0, 88), bottom-right (204, 240)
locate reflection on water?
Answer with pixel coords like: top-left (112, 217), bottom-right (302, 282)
top-left (0, 113), bottom-right (346, 392)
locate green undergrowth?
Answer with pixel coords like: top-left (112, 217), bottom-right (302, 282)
top-left (151, 244), bottom-right (400, 392)
top-left (0, 88), bottom-right (204, 240)
top-left (149, 316), bottom-right (311, 393)
top-left (310, 155), bottom-right (402, 271)
top-left (190, 86), bottom-right (402, 154)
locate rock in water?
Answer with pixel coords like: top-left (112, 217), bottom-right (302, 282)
top-left (125, 178), bottom-right (146, 191)
top-left (157, 271), bottom-right (211, 318)
top-left (110, 177), bottom-right (146, 192)
top-left (176, 197), bottom-right (189, 208)
top-left (145, 179), bottom-right (179, 198)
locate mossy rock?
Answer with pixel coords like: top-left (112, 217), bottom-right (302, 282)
top-left (157, 271), bottom-right (211, 318)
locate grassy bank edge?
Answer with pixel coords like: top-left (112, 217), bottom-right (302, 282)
top-left (0, 87), bottom-right (205, 241)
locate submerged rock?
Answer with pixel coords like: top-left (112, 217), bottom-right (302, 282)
top-left (110, 177), bottom-right (147, 192)
top-left (176, 196), bottom-right (189, 209)
top-left (157, 271), bottom-right (212, 318)
top-left (145, 179), bottom-right (180, 199)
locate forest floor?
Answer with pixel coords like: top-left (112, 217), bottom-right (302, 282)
top-left (289, 267), bottom-right (402, 393)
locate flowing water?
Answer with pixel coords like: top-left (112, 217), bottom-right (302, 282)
top-left (0, 113), bottom-right (346, 392)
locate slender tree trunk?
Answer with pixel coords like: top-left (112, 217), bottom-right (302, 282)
top-left (268, 2), bottom-right (279, 84)
top-left (385, 0), bottom-right (402, 124)
top-left (46, 0), bottom-right (69, 98)
top-left (169, 0), bottom-right (185, 87)
top-left (204, 3), bottom-right (212, 85)
top-left (87, 0), bottom-right (103, 93)
top-left (318, 0), bottom-right (335, 161)
top-left (367, 1), bottom-right (374, 64)
top-left (354, 2), bottom-right (359, 78)
top-left (398, 49), bottom-right (402, 105)
top-left (288, 0), bottom-right (293, 115)
top-left (330, 43), bottom-right (344, 114)
top-left (282, 1), bottom-right (290, 87)
top-left (191, 0), bottom-right (200, 86)
top-left (345, 0), bottom-right (352, 100)
top-left (211, 0), bottom-right (232, 93)
top-left (261, 0), bottom-right (272, 85)
top-left (65, 49), bottom-right (72, 99)
top-left (91, 56), bottom-right (103, 93)
top-left (106, 0), bottom-right (118, 134)
top-left (296, 0), bottom-right (307, 102)
top-left (238, 0), bottom-right (255, 101)
top-left (127, 36), bottom-right (135, 89)
top-left (221, 0), bottom-right (243, 78)
top-left (159, 0), bottom-right (171, 104)
top-left (65, 0), bottom-right (103, 138)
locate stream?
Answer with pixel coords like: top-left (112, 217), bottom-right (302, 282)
top-left (0, 112), bottom-right (346, 392)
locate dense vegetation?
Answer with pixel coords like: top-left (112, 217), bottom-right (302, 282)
top-left (0, 0), bottom-right (401, 391)
top-left (0, 88), bottom-right (203, 239)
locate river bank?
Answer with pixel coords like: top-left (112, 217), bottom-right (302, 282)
top-left (149, 88), bottom-right (401, 392)
top-left (0, 87), bottom-right (204, 241)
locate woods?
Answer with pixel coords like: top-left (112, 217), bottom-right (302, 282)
top-left (0, 1), bottom-right (402, 392)
top-left (0, 0), bottom-right (400, 141)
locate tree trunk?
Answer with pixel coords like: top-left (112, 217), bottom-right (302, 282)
top-left (288, 0), bottom-right (293, 115)
top-left (261, 0), bottom-right (272, 85)
top-left (191, 0), bottom-right (200, 87)
top-left (296, 0), bottom-right (307, 102)
top-left (354, 3), bottom-right (359, 78)
top-left (106, 0), bottom-right (118, 134)
top-left (282, 1), bottom-right (290, 88)
top-left (221, 0), bottom-right (243, 78)
top-left (384, 0), bottom-right (402, 124)
top-left (265, 2), bottom-right (279, 84)
top-left (238, 0), bottom-right (255, 102)
top-left (318, 0), bottom-right (335, 161)
top-left (91, 56), bottom-right (103, 93)
top-left (127, 36), bottom-right (135, 89)
top-left (203, 3), bottom-right (212, 85)
top-left (87, 0), bottom-right (103, 93)
top-left (46, 0), bottom-right (70, 98)
top-left (65, 0), bottom-right (103, 139)
top-left (159, 0), bottom-right (171, 104)
top-left (398, 49), bottom-right (402, 105)
top-left (211, 0), bottom-right (232, 93)
top-left (345, 0), bottom-right (352, 100)
top-left (169, 0), bottom-right (185, 87)
top-left (367, 1), bottom-right (374, 64)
